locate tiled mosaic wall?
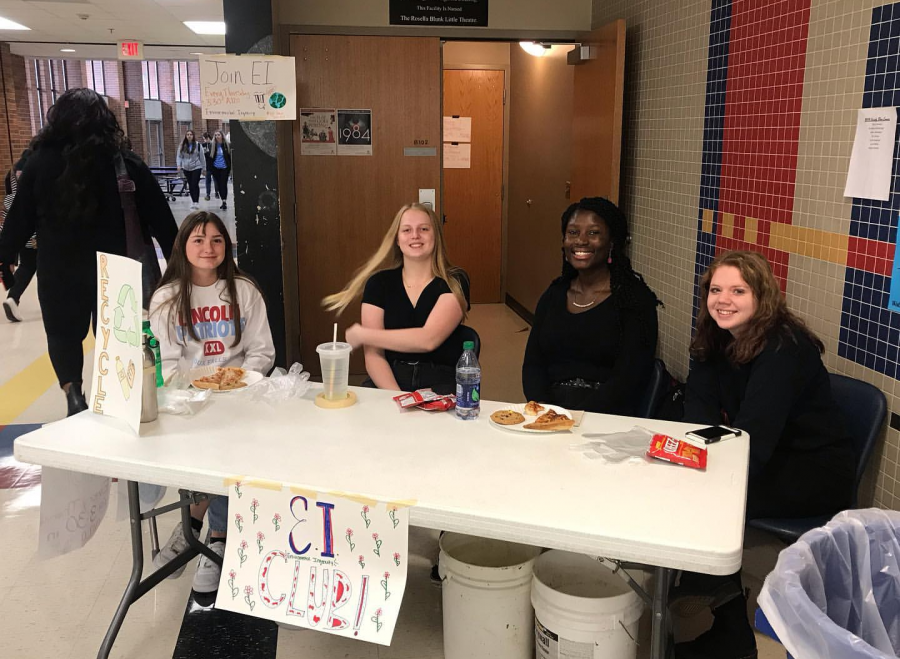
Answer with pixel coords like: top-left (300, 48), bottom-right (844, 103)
top-left (592, 0), bottom-right (900, 509)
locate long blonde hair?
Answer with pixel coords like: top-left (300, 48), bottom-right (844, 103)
top-left (322, 203), bottom-right (468, 318)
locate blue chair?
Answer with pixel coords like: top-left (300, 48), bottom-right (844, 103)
top-left (457, 325), bottom-right (481, 358)
top-left (748, 373), bottom-right (887, 543)
top-left (754, 608), bottom-right (794, 659)
top-left (636, 358), bottom-right (667, 419)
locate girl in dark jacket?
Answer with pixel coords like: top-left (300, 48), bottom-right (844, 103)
top-left (0, 88), bottom-right (178, 415)
top-left (209, 130), bottom-right (231, 211)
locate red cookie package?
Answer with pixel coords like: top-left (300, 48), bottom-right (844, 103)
top-left (647, 434), bottom-right (707, 469)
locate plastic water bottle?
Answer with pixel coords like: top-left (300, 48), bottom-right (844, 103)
top-left (455, 341), bottom-right (481, 420)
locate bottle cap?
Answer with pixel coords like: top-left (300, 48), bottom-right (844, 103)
top-left (463, 341), bottom-right (474, 350)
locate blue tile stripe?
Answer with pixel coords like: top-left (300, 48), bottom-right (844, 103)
top-left (693, 0), bottom-right (733, 321)
top-left (840, 2), bottom-right (900, 380)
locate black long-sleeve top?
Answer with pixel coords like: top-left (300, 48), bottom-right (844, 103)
top-left (683, 329), bottom-right (853, 481)
top-left (522, 278), bottom-right (658, 414)
top-left (0, 146), bottom-right (177, 282)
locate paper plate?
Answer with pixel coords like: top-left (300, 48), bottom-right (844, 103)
top-left (488, 404), bottom-right (575, 434)
top-left (188, 366), bottom-right (264, 393)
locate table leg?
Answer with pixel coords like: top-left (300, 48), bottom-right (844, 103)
top-left (650, 566), bottom-right (673, 659)
top-left (179, 489), bottom-right (223, 565)
top-left (98, 480), bottom-right (144, 659)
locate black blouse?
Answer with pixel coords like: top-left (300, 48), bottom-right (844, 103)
top-left (362, 267), bottom-right (471, 367)
top-left (683, 329), bottom-right (853, 481)
top-left (522, 278), bottom-right (659, 414)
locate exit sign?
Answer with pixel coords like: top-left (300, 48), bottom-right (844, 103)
top-left (117, 40), bottom-right (144, 60)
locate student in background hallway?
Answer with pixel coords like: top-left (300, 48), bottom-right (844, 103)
top-left (210, 130), bottom-right (231, 211)
top-left (0, 88), bottom-right (178, 416)
top-left (675, 250), bottom-right (854, 659)
top-left (176, 129), bottom-right (204, 210)
top-left (522, 197), bottom-right (661, 415)
top-left (200, 132), bottom-right (215, 201)
top-left (1, 149), bottom-right (34, 322)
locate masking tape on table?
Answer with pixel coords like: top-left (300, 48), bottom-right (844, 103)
top-left (223, 476), bottom-right (283, 491)
top-left (227, 478), bottom-right (418, 508)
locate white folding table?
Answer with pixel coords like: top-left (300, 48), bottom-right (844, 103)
top-left (14, 385), bottom-right (749, 659)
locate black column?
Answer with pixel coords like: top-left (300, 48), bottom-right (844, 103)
top-left (223, 0), bottom-right (286, 367)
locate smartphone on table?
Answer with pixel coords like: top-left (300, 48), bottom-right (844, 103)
top-left (685, 425), bottom-right (742, 445)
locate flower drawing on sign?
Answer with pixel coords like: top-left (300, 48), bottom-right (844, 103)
top-left (272, 513), bottom-right (281, 531)
top-left (234, 481), bottom-right (243, 498)
top-left (234, 513), bottom-right (244, 532)
top-left (361, 505), bottom-right (371, 528)
top-left (244, 585), bottom-right (255, 611)
top-left (228, 570), bottom-right (238, 599)
top-left (238, 540), bottom-right (248, 566)
top-left (381, 571), bottom-right (391, 600)
top-left (388, 506), bottom-right (400, 529)
top-left (346, 527), bottom-right (356, 551)
top-left (257, 531), bottom-right (265, 554)
top-left (358, 555), bottom-right (366, 569)
top-left (372, 532), bottom-right (382, 557)
top-left (393, 551), bottom-right (401, 566)
top-left (371, 607), bottom-right (384, 632)
top-left (250, 498), bottom-right (259, 523)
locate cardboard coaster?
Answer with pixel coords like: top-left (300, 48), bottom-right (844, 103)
top-left (314, 390), bottom-right (357, 409)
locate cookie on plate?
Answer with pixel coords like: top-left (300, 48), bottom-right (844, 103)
top-left (490, 410), bottom-right (526, 425)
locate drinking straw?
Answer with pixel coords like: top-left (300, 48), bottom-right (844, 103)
top-left (330, 323), bottom-right (338, 399)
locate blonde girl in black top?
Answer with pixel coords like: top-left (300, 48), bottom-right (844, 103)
top-left (323, 203), bottom-right (469, 393)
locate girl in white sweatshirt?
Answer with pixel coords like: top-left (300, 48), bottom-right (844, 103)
top-left (148, 210), bottom-right (274, 594)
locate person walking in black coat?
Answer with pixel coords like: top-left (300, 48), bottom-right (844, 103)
top-left (0, 88), bottom-right (178, 416)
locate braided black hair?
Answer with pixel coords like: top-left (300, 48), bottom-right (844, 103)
top-left (558, 197), bottom-right (662, 345)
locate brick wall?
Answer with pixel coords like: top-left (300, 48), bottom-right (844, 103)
top-left (102, 60), bottom-right (127, 139)
top-left (157, 60), bottom-right (178, 167)
top-left (122, 61), bottom-right (146, 160)
top-left (0, 44), bottom-right (35, 181)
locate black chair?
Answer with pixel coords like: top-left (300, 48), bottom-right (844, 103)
top-left (636, 358), bottom-right (667, 419)
top-left (456, 325), bottom-right (481, 358)
top-left (747, 373), bottom-right (887, 543)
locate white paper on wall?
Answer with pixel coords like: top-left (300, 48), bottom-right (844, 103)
top-left (844, 107), bottom-right (897, 202)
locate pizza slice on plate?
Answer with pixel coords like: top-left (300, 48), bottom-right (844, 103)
top-left (522, 409), bottom-right (575, 431)
top-left (192, 368), bottom-right (224, 390)
top-left (219, 367), bottom-right (247, 390)
top-left (524, 401), bottom-right (545, 416)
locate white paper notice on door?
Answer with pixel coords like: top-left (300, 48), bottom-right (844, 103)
top-left (443, 143), bottom-right (471, 169)
top-left (443, 116), bottom-right (472, 142)
top-left (844, 107), bottom-right (897, 202)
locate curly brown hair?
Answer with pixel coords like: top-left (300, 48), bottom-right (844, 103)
top-left (690, 250), bottom-right (823, 364)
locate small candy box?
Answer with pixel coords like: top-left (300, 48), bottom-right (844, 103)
top-left (393, 389), bottom-right (440, 409)
top-left (647, 434), bottom-right (708, 470)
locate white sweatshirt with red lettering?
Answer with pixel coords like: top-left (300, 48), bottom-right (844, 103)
top-left (149, 277), bottom-right (276, 382)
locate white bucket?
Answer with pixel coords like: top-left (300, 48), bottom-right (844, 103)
top-left (439, 533), bottom-right (544, 659)
top-left (531, 551), bottom-right (644, 659)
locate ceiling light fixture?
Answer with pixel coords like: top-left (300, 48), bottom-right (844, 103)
top-left (190, 52), bottom-right (204, 56)
top-left (60, 48), bottom-right (76, 53)
top-left (519, 42), bottom-right (551, 57)
top-left (184, 21), bottom-right (226, 35)
top-left (0, 16), bottom-right (30, 31)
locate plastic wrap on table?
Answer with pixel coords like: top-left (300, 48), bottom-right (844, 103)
top-left (250, 362), bottom-right (310, 404)
top-left (571, 426), bottom-right (655, 463)
top-left (158, 385), bottom-right (211, 415)
top-left (758, 508), bottom-right (900, 659)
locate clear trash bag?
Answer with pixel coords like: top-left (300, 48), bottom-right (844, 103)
top-left (758, 508), bottom-right (900, 659)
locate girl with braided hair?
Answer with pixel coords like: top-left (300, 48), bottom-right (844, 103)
top-left (522, 197), bottom-right (661, 414)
